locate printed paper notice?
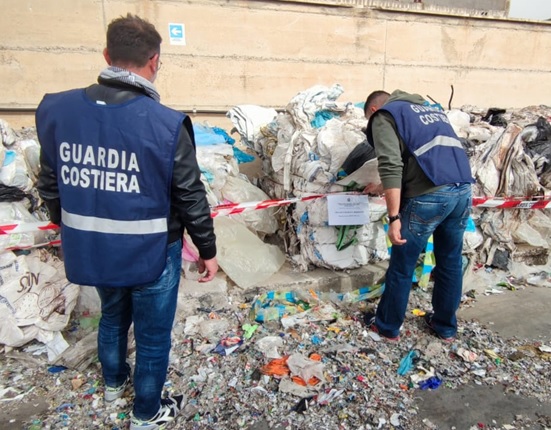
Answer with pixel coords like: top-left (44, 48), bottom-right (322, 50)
top-left (327, 194), bottom-right (370, 226)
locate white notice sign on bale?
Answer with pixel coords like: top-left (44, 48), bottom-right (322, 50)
top-left (327, 194), bottom-right (369, 226)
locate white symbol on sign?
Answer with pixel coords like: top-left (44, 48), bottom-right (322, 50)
top-left (170, 26), bottom-right (182, 37)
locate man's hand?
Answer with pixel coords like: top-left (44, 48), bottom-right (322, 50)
top-left (197, 257), bottom-right (219, 282)
top-left (388, 220), bottom-right (407, 246)
top-left (363, 183), bottom-right (384, 195)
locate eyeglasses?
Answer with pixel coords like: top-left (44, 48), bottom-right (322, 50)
top-left (149, 53), bottom-right (162, 71)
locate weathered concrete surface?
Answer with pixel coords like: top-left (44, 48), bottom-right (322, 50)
top-left (459, 286), bottom-right (551, 342)
top-left (415, 384), bottom-right (551, 429)
top-left (0, 392), bottom-right (49, 430)
top-left (3, 0), bottom-right (551, 117)
top-left (412, 285), bottom-right (551, 429)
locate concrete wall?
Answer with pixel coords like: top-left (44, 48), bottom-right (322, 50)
top-left (1, 0), bottom-right (550, 130)
top-left (389, 0), bottom-right (509, 12)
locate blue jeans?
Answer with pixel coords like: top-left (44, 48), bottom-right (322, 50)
top-left (96, 239), bottom-right (182, 420)
top-left (375, 184), bottom-right (472, 338)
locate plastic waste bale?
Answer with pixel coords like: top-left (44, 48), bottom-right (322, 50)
top-left (446, 109), bottom-right (471, 138)
top-left (226, 105), bottom-right (278, 153)
top-left (0, 118), bottom-right (17, 147)
top-left (196, 143), bottom-right (239, 200)
top-left (0, 250), bottom-right (79, 361)
top-left (0, 201), bottom-right (52, 251)
top-left (228, 84), bottom-right (387, 271)
top-left (0, 149), bottom-right (34, 192)
top-left (20, 139), bottom-right (41, 182)
top-left (213, 216), bottom-right (285, 289)
top-left (220, 174), bottom-right (278, 236)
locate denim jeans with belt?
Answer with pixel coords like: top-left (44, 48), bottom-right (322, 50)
top-left (96, 239), bottom-right (182, 420)
top-left (375, 184), bottom-right (472, 339)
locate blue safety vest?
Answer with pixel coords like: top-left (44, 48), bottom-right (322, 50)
top-left (36, 89), bottom-right (185, 287)
top-left (371, 101), bottom-right (473, 186)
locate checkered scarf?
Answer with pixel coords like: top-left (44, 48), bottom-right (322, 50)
top-left (98, 66), bottom-right (161, 102)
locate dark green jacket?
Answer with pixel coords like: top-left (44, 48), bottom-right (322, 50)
top-left (370, 89), bottom-right (441, 197)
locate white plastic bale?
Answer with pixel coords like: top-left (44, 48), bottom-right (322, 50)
top-left (0, 251), bottom-right (79, 348)
top-left (298, 224), bottom-right (381, 246)
top-left (286, 84), bottom-right (347, 131)
top-left (20, 139), bottom-right (41, 182)
top-left (467, 125), bottom-right (494, 144)
top-left (316, 118), bottom-right (366, 175)
top-left (301, 241), bottom-right (369, 270)
top-left (295, 196), bottom-right (387, 228)
top-left (213, 216), bottom-right (285, 289)
top-left (446, 109), bottom-right (471, 139)
top-left (195, 144), bottom-right (239, 199)
top-left (0, 149), bottom-right (34, 192)
top-left (0, 201), bottom-right (50, 251)
top-left (527, 210), bottom-right (551, 247)
top-left (226, 105), bottom-right (278, 150)
top-left (220, 175), bottom-right (279, 235)
top-left (512, 220), bottom-right (549, 248)
top-left (463, 227), bottom-right (484, 252)
top-left (0, 119), bottom-right (17, 147)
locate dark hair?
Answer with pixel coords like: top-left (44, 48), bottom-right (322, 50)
top-left (364, 90), bottom-right (390, 116)
top-left (106, 14), bottom-right (162, 67)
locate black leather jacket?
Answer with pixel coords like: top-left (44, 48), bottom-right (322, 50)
top-left (36, 80), bottom-right (216, 260)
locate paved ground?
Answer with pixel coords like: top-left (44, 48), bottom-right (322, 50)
top-left (416, 286), bottom-right (551, 430)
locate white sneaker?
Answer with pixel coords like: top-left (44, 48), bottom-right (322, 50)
top-left (130, 395), bottom-right (185, 430)
top-left (104, 376), bottom-right (130, 402)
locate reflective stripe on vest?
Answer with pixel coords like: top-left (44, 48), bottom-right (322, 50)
top-left (62, 209), bottom-right (167, 235)
top-left (413, 135), bottom-right (464, 158)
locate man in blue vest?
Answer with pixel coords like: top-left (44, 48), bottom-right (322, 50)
top-left (36, 14), bottom-right (218, 429)
top-left (363, 89), bottom-right (473, 342)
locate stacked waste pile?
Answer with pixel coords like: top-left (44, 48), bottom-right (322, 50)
top-left (451, 105), bottom-right (551, 270)
top-left (228, 84), bottom-right (389, 271)
top-left (0, 119), bottom-right (79, 359)
top-left (0, 118), bottom-right (286, 359)
top-left (189, 124), bottom-right (285, 289)
top-left (228, 85), bottom-right (551, 272)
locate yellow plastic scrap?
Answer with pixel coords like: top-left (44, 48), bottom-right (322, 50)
top-left (484, 349), bottom-right (503, 365)
top-left (412, 309), bottom-right (426, 317)
top-left (308, 289), bottom-right (320, 301)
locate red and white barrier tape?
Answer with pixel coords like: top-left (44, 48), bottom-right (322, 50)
top-left (2, 195), bottom-right (551, 249)
top-left (0, 221), bottom-right (59, 235)
top-left (4, 239), bottom-right (61, 251)
top-left (472, 197), bottom-right (551, 209)
top-left (210, 194), bottom-right (324, 217)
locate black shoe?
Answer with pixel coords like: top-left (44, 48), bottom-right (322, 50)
top-left (424, 313), bottom-right (455, 343)
top-left (363, 311), bottom-right (400, 341)
top-left (363, 311), bottom-right (376, 327)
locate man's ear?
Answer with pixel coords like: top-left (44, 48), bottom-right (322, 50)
top-left (103, 48), bottom-right (111, 65)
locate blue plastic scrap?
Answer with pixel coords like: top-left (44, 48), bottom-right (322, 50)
top-left (310, 110), bottom-right (340, 128)
top-left (48, 365), bottom-right (68, 373)
top-left (419, 376), bottom-right (442, 390)
top-left (397, 350), bottom-right (418, 376)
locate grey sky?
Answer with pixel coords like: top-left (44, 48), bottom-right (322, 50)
top-left (509, 0), bottom-right (551, 20)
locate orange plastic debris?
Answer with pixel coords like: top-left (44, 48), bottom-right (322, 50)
top-left (309, 353), bottom-right (322, 361)
top-left (291, 375), bottom-right (321, 386)
top-left (291, 376), bottom-right (307, 386)
top-left (260, 356), bottom-right (290, 376)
